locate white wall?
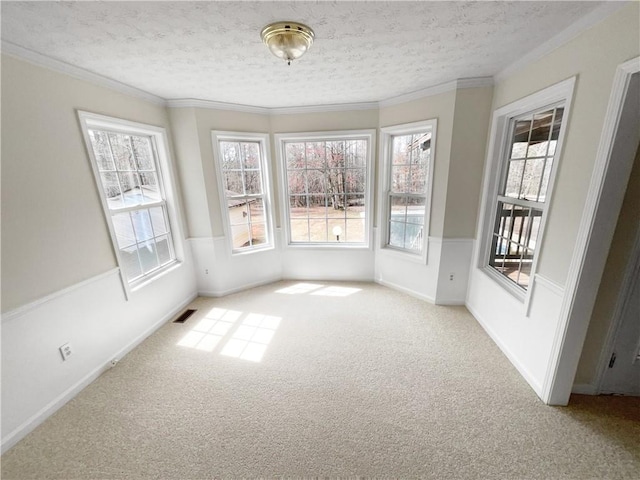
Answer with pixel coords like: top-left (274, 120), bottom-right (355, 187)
top-left (466, 3), bottom-right (640, 402)
top-left (1, 55), bottom-right (197, 451)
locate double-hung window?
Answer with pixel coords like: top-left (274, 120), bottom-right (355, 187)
top-left (380, 120), bottom-right (437, 259)
top-left (78, 112), bottom-right (180, 290)
top-left (276, 130), bottom-right (375, 246)
top-left (481, 78), bottom-right (574, 298)
top-left (212, 132), bottom-right (274, 253)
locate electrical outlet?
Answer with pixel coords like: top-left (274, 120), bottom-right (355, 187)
top-left (59, 343), bottom-right (73, 361)
top-left (205, 268), bottom-right (209, 275)
top-left (449, 273), bottom-right (455, 281)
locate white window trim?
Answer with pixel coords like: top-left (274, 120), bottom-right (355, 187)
top-left (77, 111), bottom-right (186, 299)
top-left (477, 77), bottom-right (576, 304)
top-left (274, 129), bottom-right (376, 249)
top-left (211, 131), bottom-right (276, 255)
top-left (378, 119), bottom-right (437, 264)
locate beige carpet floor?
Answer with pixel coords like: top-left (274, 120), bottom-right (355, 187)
top-left (2, 281), bottom-right (639, 479)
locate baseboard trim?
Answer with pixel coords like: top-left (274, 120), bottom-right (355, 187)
top-left (198, 276), bottom-right (283, 298)
top-left (465, 302), bottom-right (544, 399)
top-left (435, 299), bottom-right (466, 306)
top-left (375, 278), bottom-right (435, 304)
top-left (0, 292), bottom-right (197, 454)
top-left (571, 384), bottom-right (598, 395)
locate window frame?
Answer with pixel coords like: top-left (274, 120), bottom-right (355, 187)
top-left (478, 77), bottom-right (576, 302)
top-left (211, 131), bottom-right (275, 255)
top-left (274, 129), bottom-right (376, 249)
top-left (378, 119), bottom-right (437, 263)
top-left (77, 111), bottom-right (185, 297)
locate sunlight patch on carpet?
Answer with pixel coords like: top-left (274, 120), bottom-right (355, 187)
top-left (275, 283), bottom-right (324, 294)
top-left (220, 313), bottom-right (282, 362)
top-left (311, 286), bottom-right (361, 297)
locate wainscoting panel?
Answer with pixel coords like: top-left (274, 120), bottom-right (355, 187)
top-left (1, 258), bottom-right (197, 453)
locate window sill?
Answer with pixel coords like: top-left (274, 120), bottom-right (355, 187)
top-left (231, 244), bottom-right (276, 257)
top-left (286, 242), bottom-right (371, 251)
top-left (480, 265), bottom-right (527, 303)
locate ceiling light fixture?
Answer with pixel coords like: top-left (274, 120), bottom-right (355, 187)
top-left (260, 21), bottom-right (315, 65)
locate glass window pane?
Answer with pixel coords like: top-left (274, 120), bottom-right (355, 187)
top-left (220, 142), bottom-right (241, 170)
top-left (528, 110), bottom-right (554, 156)
top-left (347, 140), bottom-right (367, 168)
top-left (510, 207), bottom-right (530, 244)
top-left (328, 219), bottom-right (346, 243)
top-left (528, 210), bottom-right (543, 249)
top-left (251, 222), bottom-right (267, 246)
top-left (388, 221), bottom-right (406, 249)
top-left (287, 170), bottom-right (306, 195)
top-left (156, 235), bottom-right (172, 265)
top-left (345, 218), bottom-right (365, 243)
top-left (139, 172), bottom-right (160, 203)
top-left (326, 141), bottom-right (347, 169)
top-left (390, 195), bottom-right (407, 223)
top-left (327, 196), bottom-right (346, 218)
top-left (549, 108), bottom-right (564, 156)
top-left (504, 160), bottom-right (524, 198)
top-left (89, 130), bottom-right (115, 171)
top-left (131, 209), bottom-right (154, 242)
top-left (405, 223), bottom-right (424, 251)
top-left (138, 240), bottom-right (159, 274)
top-left (249, 199), bottom-right (265, 224)
top-left (228, 202), bottom-right (248, 226)
top-left (391, 165), bottom-right (409, 193)
top-left (285, 143), bottom-right (305, 169)
top-left (112, 212), bottom-right (136, 248)
top-left (409, 165), bottom-right (428, 193)
top-left (132, 136), bottom-right (154, 171)
top-left (518, 250), bottom-right (534, 288)
top-left (406, 197), bottom-right (426, 225)
top-left (100, 172), bottom-right (123, 208)
top-left (521, 159), bottom-right (545, 200)
top-left (231, 224), bottom-right (250, 249)
top-left (109, 133), bottom-right (135, 171)
top-left (309, 218), bottom-right (327, 242)
top-left (120, 246), bottom-right (142, 281)
top-left (289, 196), bottom-right (308, 218)
top-left (511, 119), bottom-right (531, 158)
top-left (345, 169), bottom-right (365, 193)
top-left (150, 206), bottom-right (168, 236)
top-left (244, 170), bottom-right (262, 195)
top-left (242, 142), bottom-right (260, 169)
top-left (308, 194), bottom-right (326, 214)
top-left (290, 219), bottom-right (309, 242)
top-left (223, 170), bottom-right (244, 195)
top-left (538, 159), bottom-right (553, 202)
top-left (392, 135), bottom-right (410, 165)
top-left (120, 172), bottom-right (144, 206)
top-left (306, 142), bottom-right (326, 169)
top-left (306, 169), bottom-right (325, 193)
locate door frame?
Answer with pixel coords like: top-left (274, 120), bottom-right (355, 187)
top-left (595, 225), bottom-right (640, 393)
top-left (543, 57), bottom-right (640, 405)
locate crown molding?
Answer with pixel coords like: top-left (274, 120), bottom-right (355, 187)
top-left (1, 40), bottom-right (166, 105)
top-left (270, 101), bottom-right (379, 115)
top-left (166, 98), bottom-right (270, 115)
top-left (495, 1), bottom-right (629, 82)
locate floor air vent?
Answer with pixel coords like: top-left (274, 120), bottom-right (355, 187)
top-left (173, 309), bottom-right (197, 324)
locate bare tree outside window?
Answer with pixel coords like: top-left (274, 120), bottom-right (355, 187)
top-left (284, 138), bottom-right (368, 244)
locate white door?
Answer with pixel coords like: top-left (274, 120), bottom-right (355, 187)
top-left (600, 262), bottom-right (640, 395)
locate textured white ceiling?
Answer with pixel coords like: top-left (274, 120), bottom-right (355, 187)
top-left (1, 1), bottom-right (604, 108)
